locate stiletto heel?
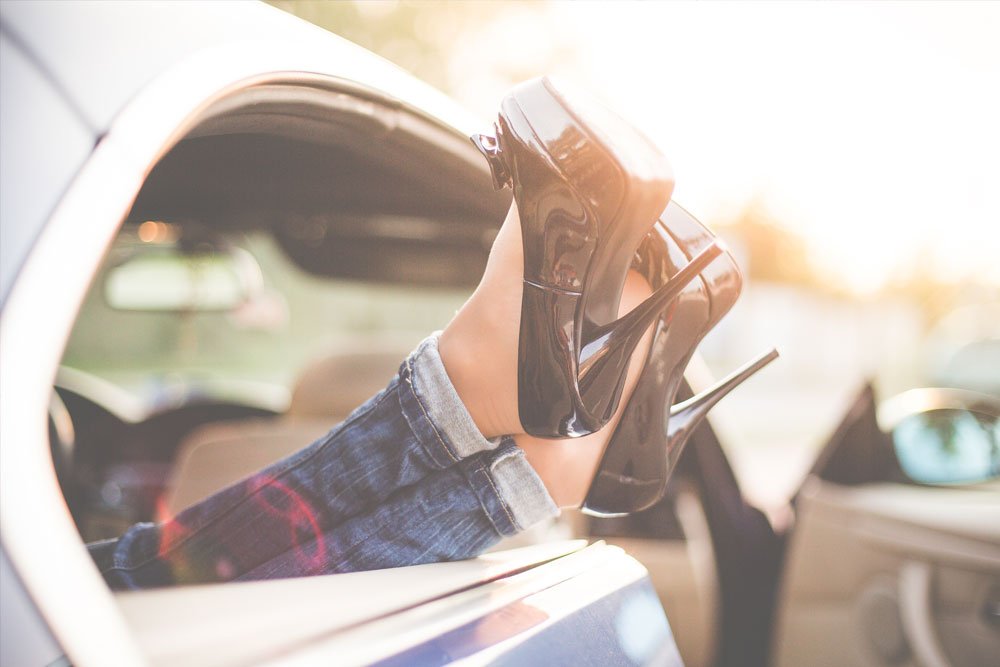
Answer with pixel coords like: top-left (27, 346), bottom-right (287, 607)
top-left (475, 76), bottom-right (679, 438)
top-left (583, 349), bottom-right (778, 518)
top-left (665, 348), bottom-right (779, 454)
top-left (582, 203), bottom-right (775, 517)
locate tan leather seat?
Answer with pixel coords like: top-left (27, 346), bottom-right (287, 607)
top-left (164, 346), bottom-right (408, 514)
top-left (286, 349), bottom-right (404, 420)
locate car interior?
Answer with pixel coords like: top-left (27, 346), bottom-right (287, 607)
top-left (48, 80), bottom-right (999, 667)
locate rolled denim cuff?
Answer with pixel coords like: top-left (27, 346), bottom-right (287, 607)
top-left (487, 439), bottom-right (560, 531)
top-left (409, 334), bottom-right (499, 458)
top-left (405, 334), bottom-right (558, 531)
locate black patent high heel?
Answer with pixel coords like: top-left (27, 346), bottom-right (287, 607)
top-left (474, 77), bottom-right (704, 438)
top-left (581, 203), bottom-right (778, 516)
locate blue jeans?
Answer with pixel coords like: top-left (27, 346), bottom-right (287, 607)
top-left (88, 336), bottom-right (558, 589)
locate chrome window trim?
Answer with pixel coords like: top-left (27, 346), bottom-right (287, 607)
top-left (0, 42), bottom-right (478, 667)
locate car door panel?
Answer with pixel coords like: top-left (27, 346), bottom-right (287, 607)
top-left (773, 477), bottom-right (1000, 667)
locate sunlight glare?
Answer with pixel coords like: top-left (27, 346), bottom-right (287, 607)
top-left (540, 1), bottom-right (1000, 293)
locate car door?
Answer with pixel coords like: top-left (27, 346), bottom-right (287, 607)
top-left (771, 385), bottom-right (1000, 667)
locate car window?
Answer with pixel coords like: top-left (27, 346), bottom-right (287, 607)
top-left (58, 222), bottom-right (471, 542)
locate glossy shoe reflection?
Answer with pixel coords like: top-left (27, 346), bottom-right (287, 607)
top-left (474, 76), bottom-right (682, 437)
top-left (581, 203), bottom-right (777, 517)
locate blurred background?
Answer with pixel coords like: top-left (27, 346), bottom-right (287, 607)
top-left (262, 0), bottom-right (1000, 516)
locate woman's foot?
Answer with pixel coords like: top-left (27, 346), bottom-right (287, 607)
top-left (439, 203), bottom-right (654, 507)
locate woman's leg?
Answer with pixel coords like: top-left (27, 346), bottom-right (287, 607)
top-left (89, 204), bottom-right (653, 588)
top-left (232, 251), bottom-right (654, 580)
top-left (90, 334), bottom-right (555, 589)
top-left (239, 264), bottom-right (654, 579)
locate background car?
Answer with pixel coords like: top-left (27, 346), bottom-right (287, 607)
top-left (1, 2), bottom-right (997, 667)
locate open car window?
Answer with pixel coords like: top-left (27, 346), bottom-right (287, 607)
top-left (52, 79), bottom-right (508, 557)
top-left (60, 225), bottom-right (473, 540)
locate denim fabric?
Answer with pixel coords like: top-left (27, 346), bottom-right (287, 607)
top-left (89, 336), bottom-right (558, 589)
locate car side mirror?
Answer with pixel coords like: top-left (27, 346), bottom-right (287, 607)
top-left (880, 388), bottom-right (1000, 486)
top-left (104, 246), bottom-right (262, 312)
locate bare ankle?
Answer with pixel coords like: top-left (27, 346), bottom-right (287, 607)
top-left (439, 304), bottom-right (519, 439)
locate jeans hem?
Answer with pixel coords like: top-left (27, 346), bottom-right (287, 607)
top-left (403, 335), bottom-right (558, 533)
top-left (488, 439), bottom-right (560, 531)
top-left (401, 334), bottom-right (501, 465)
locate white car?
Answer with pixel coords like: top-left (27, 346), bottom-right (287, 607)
top-left (1, 2), bottom-right (997, 667)
top-left (0, 2), bottom-right (683, 666)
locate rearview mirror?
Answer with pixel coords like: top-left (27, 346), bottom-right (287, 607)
top-left (104, 248), bottom-right (262, 312)
top-left (881, 389), bottom-right (1000, 485)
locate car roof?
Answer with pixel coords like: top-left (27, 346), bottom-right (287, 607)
top-left (0, 0), bottom-right (488, 306)
top-left (0, 0), bottom-right (480, 137)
